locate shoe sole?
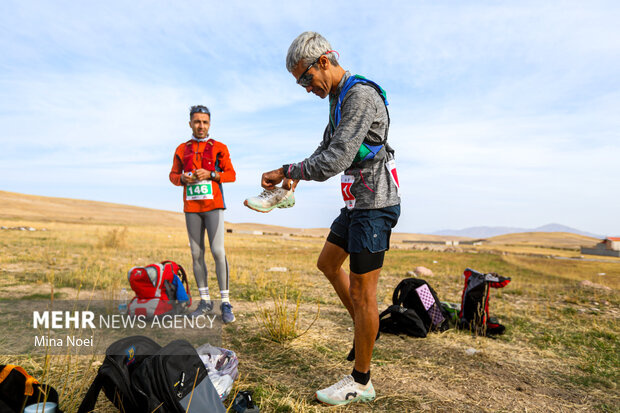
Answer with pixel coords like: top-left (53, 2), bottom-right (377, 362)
top-left (243, 199), bottom-right (276, 213)
top-left (315, 392), bottom-right (375, 406)
top-left (243, 197), bottom-right (295, 213)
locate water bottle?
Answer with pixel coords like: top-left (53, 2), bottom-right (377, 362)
top-left (24, 401), bottom-right (57, 413)
top-left (119, 287), bottom-right (128, 314)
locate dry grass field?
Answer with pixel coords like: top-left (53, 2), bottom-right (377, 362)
top-left (1, 191), bottom-right (619, 412)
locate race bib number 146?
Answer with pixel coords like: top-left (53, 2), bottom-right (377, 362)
top-left (186, 180), bottom-right (213, 201)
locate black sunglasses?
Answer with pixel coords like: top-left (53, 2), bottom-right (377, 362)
top-left (296, 51), bottom-right (336, 87)
top-left (296, 56), bottom-right (322, 87)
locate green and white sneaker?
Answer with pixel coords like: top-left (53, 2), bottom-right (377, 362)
top-left (243, 188), bottom-right (295, 213)
top-left (315, 375), bottom-right (375, 406)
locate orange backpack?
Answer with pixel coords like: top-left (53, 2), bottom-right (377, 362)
top-left (0, 364), bottom-right (61, 412)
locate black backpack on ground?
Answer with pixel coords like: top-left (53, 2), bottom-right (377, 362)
top-left (379, 278), bottom-right (450, 337)
top-left (78, 335), bottom-right (161, 412)
top-left (379, 304), bottom-right (427, 338)
top-left (78, 336), bottom-right (225, 413)
top-left (0, 365), bottom-right (63, 413)
top-left (131, 340), bottom-right (225, 413)
top-left (459, 268), bottom-right (511, 336)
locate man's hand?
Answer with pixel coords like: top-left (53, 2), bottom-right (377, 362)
top-left (261, 168), bottom-right (285, 190)
top-left (181, 172), bottom-right (196, 184)
top-left (282, 178), bottom-right (300, 191)
top-left (194, 169), bottom-right (221, 181)
top-left (194, 168), bottom-right (209, 181)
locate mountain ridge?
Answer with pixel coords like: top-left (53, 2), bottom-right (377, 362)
top-left (433, 223), bottom-right (603, 239)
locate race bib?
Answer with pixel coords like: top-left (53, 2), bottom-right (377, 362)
top-left (385, 159), bottom-right (400, 195)
top-left (186, 180), bottom-right (213, 201)
top-left (341, 174), bottom-right (356, 210)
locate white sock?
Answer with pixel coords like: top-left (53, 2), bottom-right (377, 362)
top-left (220, 290), bottom-right (230, 303)
top-left (198, 287), bottom-right (210, 302)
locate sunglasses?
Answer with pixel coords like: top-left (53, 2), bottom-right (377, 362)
top-left (190, 106), bottom-right (210, 117)
top-left (296, 50), bottom-right (336, 88)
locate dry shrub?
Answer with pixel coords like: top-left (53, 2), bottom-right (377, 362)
top-left (256, 289), bottom-right (320, 343)
top-left (97, 227), bottom-right (128, 249)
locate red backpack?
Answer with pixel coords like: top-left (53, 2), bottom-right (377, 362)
top-left (127, 261), bottom-right (192, 317)
top-left (459, 268), bottom-right (511, 336)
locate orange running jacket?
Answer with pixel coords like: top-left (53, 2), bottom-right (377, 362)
top-left (169, 139), bottom-right (236, 213)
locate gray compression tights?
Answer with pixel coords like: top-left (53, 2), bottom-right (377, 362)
top-left (185, 209), bottom-right (229, 292)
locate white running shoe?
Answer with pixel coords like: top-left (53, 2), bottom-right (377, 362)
top-left (243, 188), bottom-right (295, 213)
top-left (315, 375), bottom-right (375, 406)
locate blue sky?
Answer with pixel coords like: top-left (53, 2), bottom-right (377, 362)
top-left (1, 1), bottom-right (619, 235)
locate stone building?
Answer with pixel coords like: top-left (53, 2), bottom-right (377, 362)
top-left (581, 237), bottom-right (620, 258)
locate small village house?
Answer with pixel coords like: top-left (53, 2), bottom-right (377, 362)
top-left (581, 237), bottom-right (620, 258)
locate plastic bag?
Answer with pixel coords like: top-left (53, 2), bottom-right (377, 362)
top-left (196, 343), bottom-right (239, 400)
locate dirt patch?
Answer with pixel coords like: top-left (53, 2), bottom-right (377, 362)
top-left (0, 282), bottom-right (99, 300)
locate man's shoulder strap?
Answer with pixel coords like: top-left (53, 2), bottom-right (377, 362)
top-left (344, 75), bottom-right (388, 104)
top-left (334, 75), bottom-right (389, 128)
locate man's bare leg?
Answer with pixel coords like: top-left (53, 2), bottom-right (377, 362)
top-left (316, 240), bottom-right (355, 320)
top-left (349, 267), bottom-right (381, 373)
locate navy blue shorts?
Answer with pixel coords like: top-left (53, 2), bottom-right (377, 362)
top-left (329, 205), bottom-right (401, 254)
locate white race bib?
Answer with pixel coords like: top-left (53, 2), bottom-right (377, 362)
top-left (385, 159), bottom-right (400, 195)
top-left (186, 180), bottom-right (213, 201)
top-left (341, 174), bottom-right (356, 210)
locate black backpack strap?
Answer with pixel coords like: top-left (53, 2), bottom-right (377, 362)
top-left (177, 264), bottom-right (191, 297)
top-left (392, 278), bottom-right (419, 306)
top-left (379, 306), bottom-right (392, 320)
top-left (164, 279), bottom-right (177, 300)
top-left (77, 375), bottom-right (102, 413)
top-left (176, 263), bottom-right (188, 281)
top-left (392, 281), bottom-right (406, 305)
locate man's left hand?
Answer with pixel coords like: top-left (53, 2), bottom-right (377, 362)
top-left (193, 168), bottom-right (207, 180)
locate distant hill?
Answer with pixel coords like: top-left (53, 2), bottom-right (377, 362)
top-left (433, 223), bottom-right (603, 239)
top-left (0, 190), bottom-right (185, 227)
top-left (0, 191), bottom-right (461, 242)
top-left (486, 231), bottom-right (599, 249)
top-left (3, 191), bottom-right (605, 248)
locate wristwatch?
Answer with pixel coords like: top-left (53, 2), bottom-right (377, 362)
top-left (210, 171), bottom-right (217, 180)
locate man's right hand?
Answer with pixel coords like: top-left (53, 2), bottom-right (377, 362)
top-left (181, 172), bottom-right (196, 184)
top-left (261, 168), bottom-right (285, 190)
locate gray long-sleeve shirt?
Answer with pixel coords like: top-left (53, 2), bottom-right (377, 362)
top-left (283, 72), bottom-right (401, 209)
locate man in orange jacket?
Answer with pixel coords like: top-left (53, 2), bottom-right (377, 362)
top-left (169, 105), bottom-right (237, 323)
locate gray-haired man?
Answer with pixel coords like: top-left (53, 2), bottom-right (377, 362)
top-left (261, 31), bottom-right (401, 406)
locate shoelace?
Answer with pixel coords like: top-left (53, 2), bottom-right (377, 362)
top-left (258, 188), bottom-right (290, 200)
top-left (257, 189), bottom-right (278, 199)
top-left (326, 375), bottom-right (354, 392)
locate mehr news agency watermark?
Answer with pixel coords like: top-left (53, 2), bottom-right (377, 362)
top-left (0, 299), bottom-right (223, 355)
top-left (32, 311), bottom-right (218, 348)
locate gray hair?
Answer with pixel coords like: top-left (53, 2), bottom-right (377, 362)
top-left (286, 31), bottom-right (340, 73)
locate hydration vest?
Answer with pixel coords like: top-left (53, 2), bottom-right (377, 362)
top-left (331, 75), bottom-right (390, 163)
top-left (183, 139), bottom-right (216, 172)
